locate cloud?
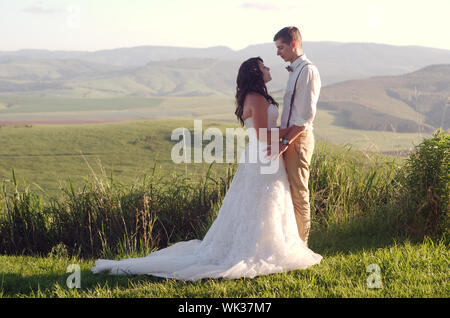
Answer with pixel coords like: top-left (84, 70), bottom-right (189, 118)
top-left (240, 1), bottom-right (300, 11)
top-left (21, 1), bottom-right (63, 14)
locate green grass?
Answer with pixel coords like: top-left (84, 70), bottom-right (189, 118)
top-left (0, 135), bottom-right (447, 298)
top-left (313, 110), bottom-right (429, 154)
top-left (0, 116), bottom-right (424, 199)
top-left (0, 95), bottom-right (429, 152)
top-left (0, 236), bottom-right (447, 298)
top-left (0, 96), bottom-right (164, 113)
top-left (0, 118), bottom-right (447, 298)
top-left (0, 119), bottom-right (243, 198)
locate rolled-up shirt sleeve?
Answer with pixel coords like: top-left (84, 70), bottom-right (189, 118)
top-left (290, 65), bottom-right (321, 129)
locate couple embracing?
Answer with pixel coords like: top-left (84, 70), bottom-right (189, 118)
top-left (92, 26), bottom-right (323, 281)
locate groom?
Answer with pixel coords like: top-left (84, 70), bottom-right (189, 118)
top-left (273, 26), bottom-right (321, 247)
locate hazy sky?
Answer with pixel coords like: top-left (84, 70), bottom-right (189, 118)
top-left (1, 0), bottom-right (449, 52)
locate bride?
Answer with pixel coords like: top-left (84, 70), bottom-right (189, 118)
top-left (91, 57), bottom-right (322, 281)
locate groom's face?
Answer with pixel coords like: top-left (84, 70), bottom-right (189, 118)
top-left (275, 39), bottom-right (295, 63)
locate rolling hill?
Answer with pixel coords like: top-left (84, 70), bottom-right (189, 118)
top-left (0, 58), bottom-right (242, 97)
top-left (0, 61), bottom-right (447, 133)
top-left (319, 64), bottom-right (450, 132)
top-left (0, 58), bottom-right (127, 94)
top-left (0, 42), bottom-right (449, 134)
top-left (74, 58), bottom-right (241, 97)
top-left (2, 42), bottom-right (450, 87)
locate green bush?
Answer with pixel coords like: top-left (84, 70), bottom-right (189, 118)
top-left (394, 130), bottom-right (449, 239)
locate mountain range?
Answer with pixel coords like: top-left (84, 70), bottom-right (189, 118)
top-left (2, 41), bottom-right (450, 88)
top-left (0, 42), bottom-right (449, 132)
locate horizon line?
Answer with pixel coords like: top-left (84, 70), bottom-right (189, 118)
top-left (1, 41), bottom-right (450, 54)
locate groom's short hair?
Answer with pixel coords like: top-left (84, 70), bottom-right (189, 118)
top-left (273, 26), bottom-right (302, 47)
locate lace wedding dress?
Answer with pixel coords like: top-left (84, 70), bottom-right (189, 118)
top-left (91, 104), bottom-right (322, 281)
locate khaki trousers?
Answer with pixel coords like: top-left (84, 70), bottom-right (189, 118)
top-left (283, 130), bottom-right (314, 246)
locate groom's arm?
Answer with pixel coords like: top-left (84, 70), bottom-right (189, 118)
top-left (281, 125), bottom-right (305, 144)
top-left (284, 65), bottom-right (321, 143)
top-left (270, 65), bottom-right (320, 158)
top-left (278, 125), bottom-right (304, 139)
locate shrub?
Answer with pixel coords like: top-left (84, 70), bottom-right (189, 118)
top-left (394, 130), bottom-right (449, 239)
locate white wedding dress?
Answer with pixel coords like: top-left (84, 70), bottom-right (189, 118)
top-left (91, 104), bottom-right (322, 281)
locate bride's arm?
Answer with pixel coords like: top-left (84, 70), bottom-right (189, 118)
top-left (265, 125), bottom-right (305, 158)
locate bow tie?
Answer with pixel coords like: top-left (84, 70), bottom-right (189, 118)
top-left (286, 65), bottom-right (293, 72)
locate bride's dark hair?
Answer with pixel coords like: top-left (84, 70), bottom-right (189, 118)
top-left (235, 57), bottom-right (278, 126)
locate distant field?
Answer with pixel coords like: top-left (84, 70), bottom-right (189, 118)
top-left (0, 119), bottom-right (426, 199)
top-left (0, 119), bottom-right (249, 198)
top-left (0, 96), bottom-right (235, 124)
top-left (313, 110), bottom-right (428, 154)
top-left (0, 95), bottom-right (429, 150)
top-left (0, 96), bottom-right (164, 113)
top-left (0, 96), bottom-right (430, 197)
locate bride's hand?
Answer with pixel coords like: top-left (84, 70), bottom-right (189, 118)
top-left (264, 142), bottom-right (288, 160)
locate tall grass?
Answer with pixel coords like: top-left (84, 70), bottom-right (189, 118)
top-left (310, 144), bottom-right (399, 225)
top-left (0, 158), bottom-right (236, 258)
top-left (0, 132), bottom-right (448, 259)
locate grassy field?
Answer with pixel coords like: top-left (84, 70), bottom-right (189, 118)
top-left (0, 106), bottom-right (446, 299)
top-left (0, 98), bottom-right (428, 199)
top-left (0, 119), bottom-right (250, 199)
top-left (0, 231), bottom-right (447, 298)
top-left (0, 96), bottom-right (429, 146)
top-left (0, 116), bottom-right (421, 198)
top-left (0, 96), bottom-right (164, 113)
top-left (0, 129), bottom-right (448, 299)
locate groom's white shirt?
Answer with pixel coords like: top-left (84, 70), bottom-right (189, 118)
top-left (280, 54), bottom-right (321, 130)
